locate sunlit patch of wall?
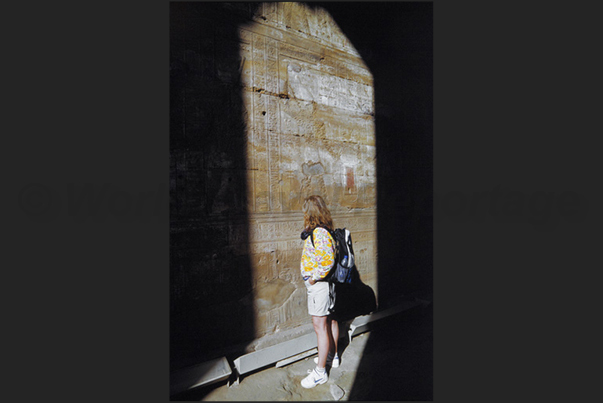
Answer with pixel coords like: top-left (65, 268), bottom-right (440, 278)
top-left (238, 2), bottom-right (378, 345)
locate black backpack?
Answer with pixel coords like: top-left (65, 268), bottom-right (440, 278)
top-left (309, 227), bottom-right (356, 284)
top-left (304, 226), bottom-right (377, 320)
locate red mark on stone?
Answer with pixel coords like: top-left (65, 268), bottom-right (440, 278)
top-left (346, 167), bottom-right (355, 189)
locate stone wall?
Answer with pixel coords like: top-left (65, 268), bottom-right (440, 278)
top-left (170, 2), bottom-right (377, 366)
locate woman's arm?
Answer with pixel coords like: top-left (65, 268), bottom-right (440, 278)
top-left (309, 228), bottom-right (335, 282)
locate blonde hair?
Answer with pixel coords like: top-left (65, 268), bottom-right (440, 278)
top-left (303, 195), bottom-right (334, 232)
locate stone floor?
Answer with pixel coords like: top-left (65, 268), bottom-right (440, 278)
top-left (172, 302), bottom-right (432, 401)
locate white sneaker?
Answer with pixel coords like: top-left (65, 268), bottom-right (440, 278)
top-left (301, 368), bottom-right (328, 388)
top-left (314, 354), bottom-right (340, 368)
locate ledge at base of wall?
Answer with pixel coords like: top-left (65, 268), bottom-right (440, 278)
top-left (169, 297), bottom-right (430, 395)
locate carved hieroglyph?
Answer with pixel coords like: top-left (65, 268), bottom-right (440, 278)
top-left (241, 3), bottom-right (377, 342)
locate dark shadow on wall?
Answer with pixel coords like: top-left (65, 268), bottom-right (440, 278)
top-left (312, 0), bottom-right (433, 308)
top-left (309, 2), bottom-right (433, 400)
top-left (170, 2), bottom-right (261, 391)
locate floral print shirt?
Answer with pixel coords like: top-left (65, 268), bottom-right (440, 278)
top-left (300, 227), bottom-right (335, 281)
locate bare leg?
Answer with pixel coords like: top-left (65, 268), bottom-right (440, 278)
top-left (312, 315), bottom-right (329, 368)
top-left (330, 318), bottom-right (339, 356)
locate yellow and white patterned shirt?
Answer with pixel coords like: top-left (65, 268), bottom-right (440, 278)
top-left (300, 227), bottom-right (335, 281)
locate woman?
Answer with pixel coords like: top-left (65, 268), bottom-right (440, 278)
top-left (299, 195), bottom-right (340, 388)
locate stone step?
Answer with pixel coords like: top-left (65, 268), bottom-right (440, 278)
top-left (232, 331), bottom-right (317, 384)
top-left (275, 347), bottom-right (318, 368)
top-left (230, 299), bottom-right (428, 385)
top-left (347, 299), bottom-right (425, 342)
top-left (170, 356), bottom-right (232, 396)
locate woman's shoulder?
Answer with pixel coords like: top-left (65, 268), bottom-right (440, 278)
top-left (313, 227), bottom-right (333, 238)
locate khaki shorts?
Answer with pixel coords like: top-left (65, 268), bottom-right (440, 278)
top-left (305, 279), bottom-right (336, 317)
